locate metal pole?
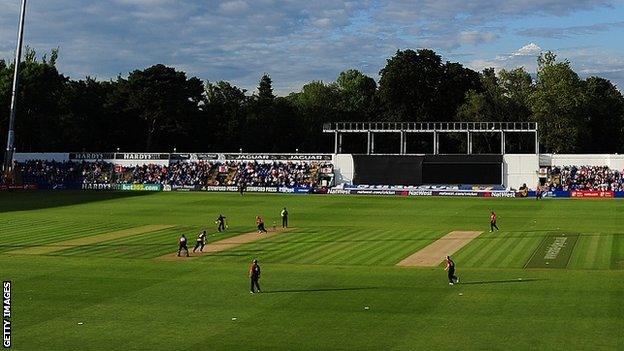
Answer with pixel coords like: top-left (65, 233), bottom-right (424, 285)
top-left (4, 0), bottom-right (27, 170)
top-left (399, 131), bottom-right (404, 154)
top-left (501, 131), bottom-right (506, 155)
top-left (367, 131), bottom-right (371, 155)
top-left (371, 133), bottom-right (375, 154)
top-left (403, 131), bottom-right (407, 154)
top-left (338, 133), bottom-right (342, 154)
top-left (334, 131), bottom-right (338, 154)
top-left (467, 131), bottom-right (472, 154)
top-left (535, 128), bottom-right (539, 155)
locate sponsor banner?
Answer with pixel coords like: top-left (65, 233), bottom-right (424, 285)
top-left (571, 190), bottom-right (614, 198)
top-left (115, 153), bottom-right (170, 160)
top-left (352, 189), bottom-right (402, 195)
top-left (81, 183), bottom-right (115, 190)
top-left (170, 153), bottom-right (219, 161)
top-left (408, 190), bottom-right (434, 196)
top-left (328, 189), bottom-right (351, 195)
top-left (203, 186), bottom-right (239, 192)
top-left (330, 189), bottom-right (519, 197)
top-left (224, 154), bottom-right (332, 161)
top-left (118, 183), bottom-right (162, 191)
top-left (490, 191), bottom-right (517, 198)
top-left (201, 185), bottom-right (308, 193)
top-left (246, 186), bottom-right (278, 193)
top-left (171, 185), bottom-right (201, 192)
top-left (293, 187), bottom-right (312, 194)
top-left (69, 152), bottom-right (114, 160)
top-left (529, 190), bottom-right (570, 198)
top-left (0, 184), bottom-right (38, 191)
top-left (616, 191), bottom-right (624, 198)
top-left (435, 191), bottom-right (480, 197)
top-left (279, 187), bottom-right (312, 194)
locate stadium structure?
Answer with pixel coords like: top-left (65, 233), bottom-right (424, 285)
top-left (5, 121), bottom-right (624, 199)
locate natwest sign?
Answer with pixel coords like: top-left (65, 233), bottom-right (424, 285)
top-left (570, 190), bottom-right (614, 198)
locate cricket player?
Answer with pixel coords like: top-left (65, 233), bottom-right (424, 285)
top-left (249, 259), bottom-right (261, 293)
top-left (217, 214), bottom-right (227, 232)
top-left (177, 234), bottom-right (189, 257)
top-left (256, 215), bottom-right (268, 234)
top-left (193, 230), bottom-right (207, 252)
top-left (281, 207), bottom-right (289, 228)
top-left (445, 256), bottom-right (459, 285)
top-left (490, 211), bottom-right (499, 232)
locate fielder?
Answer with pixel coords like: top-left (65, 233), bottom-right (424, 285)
top-left (445, 256), bottom-right (459, 285)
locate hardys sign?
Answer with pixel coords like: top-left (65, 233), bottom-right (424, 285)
top-left (81, 183), bottom-right (115, 190)
top-left (69, 152), bottom-right (114, 160)
top-left (116, 153), bottom-right (170, 160)
top-left (223, 154), bottom-right (332, 161)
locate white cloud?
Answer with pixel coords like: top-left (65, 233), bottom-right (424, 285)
top-left (514, 43), bottom-right (542, 56)
top-left (0, 0), bottom-right (622, 94)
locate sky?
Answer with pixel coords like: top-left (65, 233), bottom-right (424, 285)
top-left (1, 0), bottom-right (624, 95)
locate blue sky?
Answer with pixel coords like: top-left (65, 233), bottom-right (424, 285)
top-left (1, 0), bottom-right (624, 95)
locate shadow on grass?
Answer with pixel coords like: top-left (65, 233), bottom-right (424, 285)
top-left (263, 287), bottom-right (379, 294)
top-left (460, 278), bottom-right (546, 285)
top-left (0, 190), bottom-right (155, 213)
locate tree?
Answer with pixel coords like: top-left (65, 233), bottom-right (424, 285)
top-left (123, 64), bottom-right (204, 151)
top-left (336, 69), bottom-right (377, 121)
top-left (0, 48), bottom-right (68, 152)
top-left (378, 49), bottom-right (481, 122)
top-left (583, 76), bottom-right (624, 153)
top-left (256, 74), bottom-right (275, 103)
top-left (60, 78), bottom-right (116, 150)
top-left (245, 74), bottom-right (278, 151)
top-left (203, 81), bottom-right (248, 151)
top-left (287, 81), bottom-right (341, 151)
top-left (530, 52), bottom-right (587, 153)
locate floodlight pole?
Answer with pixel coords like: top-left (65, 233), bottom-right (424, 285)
top-left (4, 0), bottom-right (27, 171)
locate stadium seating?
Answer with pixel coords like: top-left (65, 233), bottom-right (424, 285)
top-left (10, 160), bottom-right (332, 188)
top-left (546, 165), bottom-right (624, 191)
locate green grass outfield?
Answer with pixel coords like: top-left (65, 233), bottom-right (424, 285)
top-left (1, 191), bottom-right (623, 350)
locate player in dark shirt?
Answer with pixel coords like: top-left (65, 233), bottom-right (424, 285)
top-left (177, 234), bottom-right (189, 257)
top-left (445, 256), bottom-right (459, 285)
top-left (281, 207), bottom-right (288, 228)
top-left (193, 230), bottom-right (207, 252)
top-left (217, 214), bottom-right (227, 232)
top-left (249, 259), bottom-right (261, 293)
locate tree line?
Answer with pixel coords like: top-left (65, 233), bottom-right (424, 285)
top-left (1, 47), bottom-right (623, 154)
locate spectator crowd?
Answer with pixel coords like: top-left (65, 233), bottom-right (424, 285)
top-left (6, 160), bottom-right (331, 188)
top-left (546, 165), bottom-right (624, 191)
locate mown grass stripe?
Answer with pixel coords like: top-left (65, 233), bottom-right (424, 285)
top-left (502, 234), bottom-right (542, 268)
top-left (3, 222), bottom-right (131, 245)
top-left (10, 225), bottom-right (174, 255)
top-left (481, 235), bottom-right (523, 267)
top-left (270, 231), bottom-right (348, 263)
top-left (461, 234), bottom-right (499, 267)
top-left (312, 230), bottom-right (391, 265)
top-left (455, 233), bottom-right (496, 267)
top-left (54, 227), bottom-right (187, 258)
